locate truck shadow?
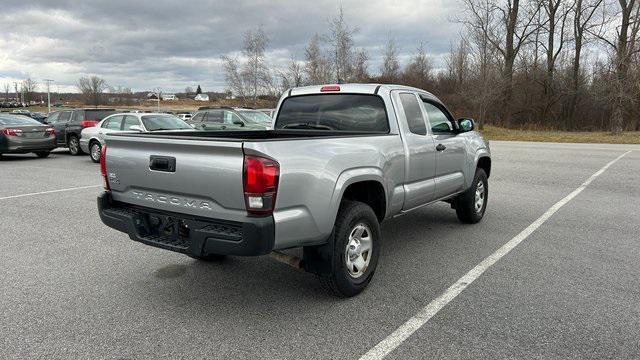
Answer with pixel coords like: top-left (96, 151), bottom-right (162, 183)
top-left (136, 202), bottom-right (472, 312)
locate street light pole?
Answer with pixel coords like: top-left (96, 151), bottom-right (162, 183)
top-left (156, 87), bottom-right (161, 112)
top-left (43, 79), bottom-right (54, 113)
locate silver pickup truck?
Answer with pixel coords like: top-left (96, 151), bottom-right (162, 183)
top-left (98, 84), bottom-right (491, 297)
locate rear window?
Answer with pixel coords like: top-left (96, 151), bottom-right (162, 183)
top-left (275, 94), bottom-right (389, 133)
top-left (0, 115), bottom-right (41, 125)
top-left (84, 110), bottom-right (116, 121)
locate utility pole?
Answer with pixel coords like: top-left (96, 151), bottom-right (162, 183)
top-left (43, 79), bottom-right (54, 113)
top-left (156, 87), bottom-right (161, 112)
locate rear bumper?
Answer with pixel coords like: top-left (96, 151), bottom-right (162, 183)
top-left (0, 136), bottom-right (56, 153)
top-left (97, 192), bottom-right (274, 256)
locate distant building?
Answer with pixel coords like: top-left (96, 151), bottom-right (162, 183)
top-left (194, 94), bottom-right (210, 101)
top-left (161, 94), bottom-right (178, 101)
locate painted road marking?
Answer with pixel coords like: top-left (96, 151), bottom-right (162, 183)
top-left (359, 150), bottom-right (632, 360)
top-left (0, 185), bottom-right (101, 201)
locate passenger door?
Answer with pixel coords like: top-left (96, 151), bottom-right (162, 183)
top-left (421, 99), bottom-right (467, 199)
top-left (52, 111), bottom-right (72, 145)
top-left (394, 92), bottom-right (437, 210)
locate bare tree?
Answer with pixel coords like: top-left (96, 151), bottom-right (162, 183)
top-left (279, 58), bottom-right (304, 91)
top-left (3, 83), bottom-right (9, 101)
top-left (241, 27), bottom-right (270, 107)
top-left (564, 0), bottom-right (605, 128)
top-left (222, 55), bottom-right (247, 101)
top-left (460, 0), bottom-right (543, 124)
top-left (352, 48), bottom-right (370, 82)
top-left (304, 34), bottom-right (333, 85)
top-left (184, 86), bottom-right (194, 94)
top-left (594, 0), bottom-right (640, 133)
top-left (77, 75), bottom-right (107, 106)
top-left (403, 42), bottom-right (434, 89)
top-left (21, 78), bottom-right (38, 103)
top-left (326, 6), bottom-right (358, 82)
top-left (446, 38), bottom-right (472, 88)
top-left (381, 37), bottom-right (401, 82)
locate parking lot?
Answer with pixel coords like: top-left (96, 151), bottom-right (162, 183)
top-left (1, 141), bottom-right (639, 359)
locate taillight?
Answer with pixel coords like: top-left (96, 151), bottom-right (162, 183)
top-left (320, 85), bottom-right (340, 92)
top-left (100, 145), bottom-right (109, 191)
top-left (80, 120), bottom-right (98, 128)
top-left (243, 155), bottom-right (279, 215)
top-left (45, 128), bottom-right (55, 136)
top-left (2, 128), bottom-right (22, 136)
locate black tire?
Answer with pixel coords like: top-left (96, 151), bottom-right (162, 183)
top-left (89, 141), bottom-right (101, 163)
top-left (455, 168), bottom-right (488, 224)
top-left (318, 200), bottom-right (381, 298)
top-left (34, 151), bottom-right (50, 158)
top-left (188, 254), bottom-right (227, 262)
top-left (68, 135), bottom-right (83, 155)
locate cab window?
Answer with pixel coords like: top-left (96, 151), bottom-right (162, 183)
top-left (399, 93), bottom-right (426, 135)
top-left (422, 102), bottom-right (453, 133)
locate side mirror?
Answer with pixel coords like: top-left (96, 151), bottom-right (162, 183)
top-left (233, 121), bottom-right (245, 127)
top-left (128, 125), bottom-right (143, 132)
top-left (457, 118), bottom-right (475, 133)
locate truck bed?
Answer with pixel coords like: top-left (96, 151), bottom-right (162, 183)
top-left (111, 129), bottom-right (391, 142)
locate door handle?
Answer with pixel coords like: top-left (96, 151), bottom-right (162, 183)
top-left (436, 144), bottom-right (446, 151)
top-left (149, 155), bottom-right (176, 172)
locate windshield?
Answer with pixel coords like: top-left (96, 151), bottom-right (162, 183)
top-left (0, 115), bottom-right (41, 126)
top-left (238, 110), bottom-right (273, 125)
top-left (275, 94), bottom-right (389, 132)
top-left (140, 115), bottom-right (192, 131)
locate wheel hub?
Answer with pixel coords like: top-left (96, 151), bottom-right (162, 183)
top-left (344, 223), bottom-right (373, 278)
top-left (475, 181), bottom-right (485, 213)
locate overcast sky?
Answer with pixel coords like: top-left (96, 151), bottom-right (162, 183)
top-left (0, 0), bottom-right (462, 93)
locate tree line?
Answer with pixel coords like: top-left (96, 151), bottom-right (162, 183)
top-left (224, 1), bottom-right (640, 133)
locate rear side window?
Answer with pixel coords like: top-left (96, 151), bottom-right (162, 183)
top-left (275, 94), bottom-right (389, 133)
top-left (399, 93), bottom-right (426, 135)
top-left (103, 115), bottom-right (124, 130)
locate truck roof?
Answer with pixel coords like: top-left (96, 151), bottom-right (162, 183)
top-left (287, 83), bottom-right (440, 102)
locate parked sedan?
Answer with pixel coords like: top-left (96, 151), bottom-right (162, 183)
top-left (80, 113), bottom-right (193, 163)
top-left (188, 107), bottom-right (267, 130)
top-left (0, 113), bottom-right (56, 158)
top-left (236, 108), bottom-right (274, 128)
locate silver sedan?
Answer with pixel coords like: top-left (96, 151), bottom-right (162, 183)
top-left (80, 112), bottom-right (193, 163)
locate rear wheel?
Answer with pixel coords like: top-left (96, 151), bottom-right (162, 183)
top-left (34, 151), bottom-right (50, 158)
top-left (89, 141), bottom-right (101, 163)
top-left (68, 135), bottom-right (83, 155)
top-left (315, 201), bottom-right (381, 297)
top-left (454, 168), bottom-right (488, 224)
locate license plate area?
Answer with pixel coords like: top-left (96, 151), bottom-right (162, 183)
top-left (133, 213), bottom-right (191, 250)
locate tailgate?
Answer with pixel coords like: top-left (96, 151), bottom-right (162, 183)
top-left (105, 135), bottom-right (246, 220)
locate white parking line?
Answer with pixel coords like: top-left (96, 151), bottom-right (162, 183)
top-left (0, 185), bottom-right (101, 201)
top-left (359, 150), bottom-right (632, 360)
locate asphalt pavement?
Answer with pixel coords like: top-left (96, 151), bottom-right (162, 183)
top-left (1, 141), bottom-right (639, 359)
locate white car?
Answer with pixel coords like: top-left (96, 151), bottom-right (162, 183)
top-left (80, 112), bottom-right (193, 163)
top-left (176, 112), bottom-right (193, 121)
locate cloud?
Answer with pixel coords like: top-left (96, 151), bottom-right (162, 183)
top-left (0, 0), bottom-right (461, 92)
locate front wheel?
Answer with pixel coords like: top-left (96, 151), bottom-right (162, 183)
top-left (317, 201), bottom-right (381, 297)
top-left (455, 168), bottom-right (488, 224)
top-left (89, 141), bottom-right (101, 163)
top-left (68, 135), bottom-right (83, 156)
